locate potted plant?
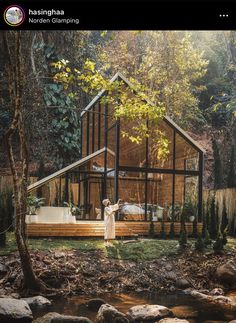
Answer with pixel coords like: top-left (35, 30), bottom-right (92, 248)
top-left (27, 195), bottom-right (45, 223)
top-left (150, 205), bottom-right (164, 221)
top-left (147, 205), bottom-right (157, 221)
top-left (156, 206), bottom-right (164, 220)
top-left (182, 199), bottom-right (196, 222)
top-left (63, 202), bottom-right (80, 223)
top-left (167, 203), bottom-right (181, 222)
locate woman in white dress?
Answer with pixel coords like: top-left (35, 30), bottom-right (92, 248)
top-left (102, 199), bottom-right (121, 245)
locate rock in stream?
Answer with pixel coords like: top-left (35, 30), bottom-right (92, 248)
top-left (0, 297), bottom-right (33, 322)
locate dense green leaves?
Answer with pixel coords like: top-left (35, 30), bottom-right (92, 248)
top-left (54, 58), bottom-right (170, 160)
top-left (97, 31), bottom-right (208, 129)
top-left (42, 44), bottom-right (81, 168)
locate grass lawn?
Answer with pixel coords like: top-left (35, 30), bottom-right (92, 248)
top-left (0, 233), bottom-right (106, 256)
top-left (106, 239), bottom-right (180, 261)
top-left (1, 233), bottom-right (236, 261)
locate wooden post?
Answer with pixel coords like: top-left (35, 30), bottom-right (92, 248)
top-left (98, 102), bottom-right (101, 150)
top-left (102, 103), bottom-right (108, 220)
top-left (65, 173), bottom-right (69, 203)
top-left (59, 177), bottom-right (62, 206)
top-left (80, 116), bottom-right (83, 158)
top-left (78, 173), bottom-right (80, 208)
top-left (92, 106), bottom-right (95, 153)
top-left (172, 130), bottom-right (176, 220)
top-left (86, 111), bottom-right (90, 156)
top-left (115, 119), bottom-right (120, 218)
top-left (198, 152), bottom-right (204, 222)
top-left (145, 119), bottom-right (149, 221)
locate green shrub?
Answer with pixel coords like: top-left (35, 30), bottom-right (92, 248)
top-left (179, 212), bottom-right (187, 248)
top-left (192, 218), bottom-right (198, 238)
top-left (202, 203), bottom-right (207, 238)
top-left (221, 198), bottom-right (228, 234)
top-left (0, 189), bottom-right (14, 246)
top-left (179, 229), bottom-right (187, 248)
top-left (169, 222), bottom-right (175, 239)
top-left (212, 139), bottom-right (223, 189)
top-left (204, 228), bottom-right (212, 246)
top-left (0, 201), bottom-right (6, 246)
top-left (229, 212), bottom-right (236, 236)
top-left (209, 195), bottom-right (218, 240)
top-left (222, 228), bottom-right (228, 245)
top-left (195, 233), bottom-right (205, 251)
top-left (149, 221), bottom-right (155, 238)
top-left (27, 195), bottom-right (45, 214)
top-left (160, 220), bottom-right (166, 239)
top-left (203, 195), bottom-right (212, 246)
top-left (181, 199), bottom-right (196, 222)
top-left (206, 205), bottom-right (210, 232)
top-left (213, 230), bottom-right (224, 254)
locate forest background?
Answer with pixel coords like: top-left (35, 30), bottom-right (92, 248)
top-left (0, 30), bottom-right (235, 190)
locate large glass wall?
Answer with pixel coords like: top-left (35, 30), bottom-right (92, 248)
top-left (119, 119), bottom-right (147, 167)
top-left (148, 120), bottom-right (174, 169)
top-left (106, 150), bottom-right (115, 170)
top-left (29, 90), bottom-right (203, 225)
top-left (174, 175), bottom-right (199, 222)
top-left (92, 105), bottom-right (99, 152)
top-left (146, 174), bottom-right (162, 221)
top-left (28, 150), bottom-right (109, 220)
top-left (118, 171), bottom-right (146, 221)
top-left (107, 124), bottom-right (116, 154)
top-left (88, 109), bottom-right (93, 155)
top-left (151, 174), bottom-right (173, 221)
top-left (100, 103), bottom-right (105, 149)
top-left (81, 102), bottom-right (106, 158)
top-left (175, 133), bottom-right (199, 170)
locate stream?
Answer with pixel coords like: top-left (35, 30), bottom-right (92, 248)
top-left (33, 291), bottom-right (236, 322)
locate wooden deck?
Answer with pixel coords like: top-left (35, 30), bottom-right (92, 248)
top-left (26, 221), bottom-right (203, 237)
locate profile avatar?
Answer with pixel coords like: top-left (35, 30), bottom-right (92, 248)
top-left (4, 5), bottom-right (25, 26)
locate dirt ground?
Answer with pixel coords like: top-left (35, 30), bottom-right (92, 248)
top-left (0, 246), bottom-right (235, 297)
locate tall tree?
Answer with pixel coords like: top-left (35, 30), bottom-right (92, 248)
top-left (190, 31), bottom-right (236, 189)
top-left (209, 195), bottom-right (218, 240)
top-left (97, 31), bottom-right (208, 129)
top-left (221, 198), bottom-right (228, 233)
top-left (2, 31), bottom-right (46, 292)
top-left (212, 139), bottom-right (223, 189)
top-left (227, 146), bottom-right (236, 188)
top-left (0, 191), bottom-right (7, 247)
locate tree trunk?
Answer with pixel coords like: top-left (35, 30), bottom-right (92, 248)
top-left (3, 31), bottom-right (46, 293)
top-left (14, 188), bottom-right (43, 291)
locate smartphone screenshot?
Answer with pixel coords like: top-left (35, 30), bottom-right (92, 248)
top-left (0, 1), bottom-right (236, 322)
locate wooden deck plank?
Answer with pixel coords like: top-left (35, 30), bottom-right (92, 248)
top-left (26, 221), bottom-right (202, 237)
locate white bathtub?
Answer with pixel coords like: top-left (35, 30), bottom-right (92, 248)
top-left (26, 206), bottom-right (76, 224)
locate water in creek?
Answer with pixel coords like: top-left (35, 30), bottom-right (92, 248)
top-left (33, 291), bottom-right (235, 322)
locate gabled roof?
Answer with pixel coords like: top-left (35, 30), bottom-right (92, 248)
top-left (81, 72), bottom-right (123, 117)
top-left (27, 147), bottom-right (115, 192)
top-left (81, 72), bottom-right (205, 153)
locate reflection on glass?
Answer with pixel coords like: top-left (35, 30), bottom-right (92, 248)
top-left (175, 133), bottom-right (199, 170)
top-left (118, 172), bottom-right (145, 221)
top-left (148, 119), bottom-right (174, 169)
